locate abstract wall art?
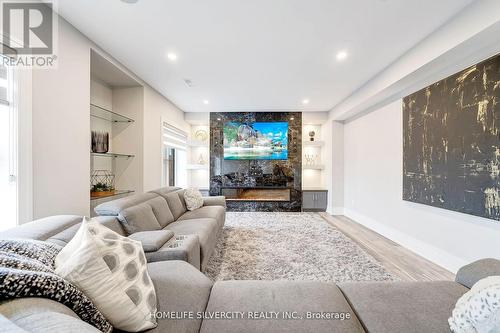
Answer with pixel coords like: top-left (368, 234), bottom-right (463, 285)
top-left (403, 53), bottom-right (500, 221)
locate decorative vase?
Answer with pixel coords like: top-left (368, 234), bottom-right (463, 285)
top-left (91, 131), bottom-right (109, 153)
top-left (309, 130), bottom-right (315, 142)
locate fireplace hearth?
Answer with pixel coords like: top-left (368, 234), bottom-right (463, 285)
top-left (222, 187), bottom-right (291, 202)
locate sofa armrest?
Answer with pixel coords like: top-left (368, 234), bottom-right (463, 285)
top-left (203, 196), bottom-right (226, 208)
top-left (455, 258), bottom-right (500, 289)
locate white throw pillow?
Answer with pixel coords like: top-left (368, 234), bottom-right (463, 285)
top-left (449, 276), bottom-right (500, 333)
top-left (184, 188), bottom-right (204, 211)
top-left (55, 218), bottom-right (157, 332)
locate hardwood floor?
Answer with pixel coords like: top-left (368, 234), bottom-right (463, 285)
top-left (319, 213), bottom-right (455, 282)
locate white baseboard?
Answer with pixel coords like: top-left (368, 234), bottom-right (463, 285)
top-left (343, 208), bottom-right (466, 273)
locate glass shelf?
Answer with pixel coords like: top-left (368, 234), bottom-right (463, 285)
top-left (90, 190), bottom-right (135, 201)
top-left (303, 140), bottom-right (324, 147)
top-left (303, 165), bottom-right (324, 170)
top-left (90, 103), bottom-right (134, 123)
top-left (91, 152), bottom-right (135, 158)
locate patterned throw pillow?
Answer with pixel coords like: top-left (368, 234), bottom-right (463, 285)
top-left (449, 276), bottom-right (500, 333)
top-left (184, 188), bottom-right (204, 211)
top-left (55, 218), bottom-right (157, 332)
top-left (0, 239), bottom-right (112, 333)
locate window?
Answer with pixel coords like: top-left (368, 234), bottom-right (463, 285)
top-left (162, 123), bottom-right (188, 188)
top-left (0, 56), bottom-right (17, 230)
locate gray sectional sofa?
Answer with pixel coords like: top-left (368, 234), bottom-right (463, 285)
top-left (92, 186), bottom-right (226, 270)
top-left (1, 187), bottom-right (499, 333)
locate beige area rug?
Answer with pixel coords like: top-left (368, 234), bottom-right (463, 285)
top-left (204, 212), bottom-right (398, 282)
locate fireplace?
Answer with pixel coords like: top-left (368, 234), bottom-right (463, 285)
top-left (210, 112), bottom-right (302, 212)
top-left (222, 187), bottom-right (291, 202)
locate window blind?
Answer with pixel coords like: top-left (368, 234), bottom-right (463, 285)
top-left (163, 123), bottom-right (187, 150)
top-left (0, 62), bottom-right (8, 106)
top-left (0, 44), bottom-right (16, 106)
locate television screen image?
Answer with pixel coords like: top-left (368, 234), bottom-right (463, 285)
top-left (224, 122), bottom-right (288, 160)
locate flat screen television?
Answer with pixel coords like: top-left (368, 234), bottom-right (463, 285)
top-left (223, 122), bottom-right (288, 160)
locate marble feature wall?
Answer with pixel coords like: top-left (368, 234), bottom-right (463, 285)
top-left (210, 112), bottom-right (302, 212)
top-left (403, 53), bottom-right (500, 221)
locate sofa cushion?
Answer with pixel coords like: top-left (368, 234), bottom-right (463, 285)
top-left (129, 230), bottom-right (175, 252)
top-left (148, 197), bottom-right (175, 228)
top-left (0, 298), bottom-right (101, 333)
top-left (339, 281), bottom-right (468, 333)
top-left (146, 260), bottom-right (213, 333)
top-left (200, 280), bottom-right (365, 333)
top-left (165, 218), bottom-right (218, 270)
top-left (0, 215), bottom-right (82, 241)
top-left (93, 216), bottom-right (127, 236)
top-left (149, 186), bottom-right (182, 198)
top-left (164, 192), bottom-right (187, 220)
top-left (178, 206), bottom-right (225, 228)
top-left (94, 192), bottom-right (158, 216)
top-left (46, 223), bottom-right (81, 247)
top-left (119, 203), bottom-right (162, 235)
top-left (46, 216), bottom-right (126, 247)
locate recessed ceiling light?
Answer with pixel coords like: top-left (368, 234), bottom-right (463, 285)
top-left (121, 0), bottom-right (139, 4)
top-left (336, 50), bottom-right (348, 61)
top-left (167, 53), bottom-right (178, 61)
top-left (203, 100), bottom-right (209, 105)
top-left (302, 99), bottom-right (310, 105)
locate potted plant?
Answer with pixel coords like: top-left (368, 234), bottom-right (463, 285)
top-left (90, 182), bottom-right (115, 198)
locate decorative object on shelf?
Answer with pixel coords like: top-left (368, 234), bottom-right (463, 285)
top-left (308, 130), bottom-right (316, 142)
top-left (91, 131), bottom-right (109, 153)
top-left (195, 129), bottom-right (208, 142)
top-left (90, 170), bottom-right (115, 198)
top-left (304, 154), bottom-right (314, 166)
top-left (304, 154), bottom-right (320, 167)
top-left (198, 154), bottom-right (205, 165)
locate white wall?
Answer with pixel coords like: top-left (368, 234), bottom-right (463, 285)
top-left (343, 100), bottom-right (500, 272)
top-left (113, 87), bottom-right (144, 193)
top-left (143, 88), bottom-right (188, 192)
top-left (32, 15), bottom-right (187, 218)
top-left (32, 18), bottom-right (90, 218)
top-left (331, 121), bottom-right (344, 214)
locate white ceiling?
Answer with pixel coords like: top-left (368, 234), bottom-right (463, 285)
top-left (57, 0), bottom-right (474, 113)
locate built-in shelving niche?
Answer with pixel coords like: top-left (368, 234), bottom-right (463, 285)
top-left (302, 123), bottom-right (326, 188)
top-left (89, 49), bottom-right (144, 216)
top-left (184, 112), bottom-right (211, 193)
